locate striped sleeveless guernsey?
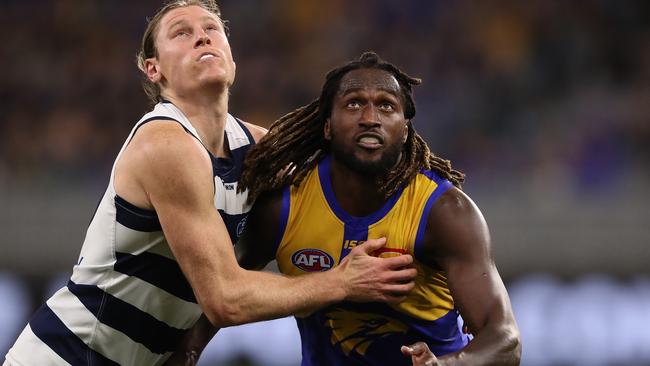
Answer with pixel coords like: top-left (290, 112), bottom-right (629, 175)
top-left (274, 155), bottom-right (469, 365)
top-left (6, 101), bottom-right (254, 365)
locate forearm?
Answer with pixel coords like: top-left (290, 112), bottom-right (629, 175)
top-left (204, 267), bottom-right (346, 327)
top-left (165, 315), bottom-right (218, 366)
top-left (438, 323), bottom-right (521, 366)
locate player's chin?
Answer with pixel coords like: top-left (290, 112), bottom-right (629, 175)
top-left (354, 148), bottom-right (385, 163)
top-left (195, 75), bottom-right (233, 92)
top-left (197, 66), bottom-right (232, 82)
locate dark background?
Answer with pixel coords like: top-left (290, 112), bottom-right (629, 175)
top-left (1, 1), bottom-right (649, 365)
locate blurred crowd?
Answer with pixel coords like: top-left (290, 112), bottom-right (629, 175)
top-left (0, 0), bottom-right (648, 195)
top-left (1, 1), bottom-right (649, 365)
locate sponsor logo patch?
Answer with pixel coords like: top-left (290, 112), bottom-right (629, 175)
top-left (291, 249), bottom-right (334, 272)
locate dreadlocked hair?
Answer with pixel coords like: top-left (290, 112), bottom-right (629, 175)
top-left (240, 51), bottom-right (464, 203)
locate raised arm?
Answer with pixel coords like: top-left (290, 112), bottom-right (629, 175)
top-left (403, 187), bottom-right (521, 365)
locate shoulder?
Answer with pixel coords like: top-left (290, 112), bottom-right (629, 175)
top-left (131, 120), bottom-right (206, 160)
top-left (239, 120), bottom-right (268, 143)
top-left (421, 187), bottom-right (491, 265)
top-left (429, 188), bottom-right (488, 241)
top-left (128, 120), bottom-right (212, 185)
top-left (431, 187), bottom-right (480, 219)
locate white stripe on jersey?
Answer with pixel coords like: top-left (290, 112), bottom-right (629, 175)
top-left (114, 222), bottom-right (171, 258)
top-left (6, 325), bottom-right (69, 366)
top-left (69, 270), bottom-right (200, 329)
top-left (214, 177), bottom-right (252, 215)
top-left (46, 289), bottom-right (164, 366)
top-left (7, 102), bottom-right (255, 365)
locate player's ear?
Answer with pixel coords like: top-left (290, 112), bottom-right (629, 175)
top-left (145, 57), bottom-right (161, 83)
top-left (402, 121), bottom-right (410, 143)
top-left (324, 118), bottom-right (332, 141)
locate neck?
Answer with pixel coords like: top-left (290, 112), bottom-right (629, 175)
top-left (328, 158), bottom-right (387, 217)
top-left (163, 85), bottom-right (230, 157)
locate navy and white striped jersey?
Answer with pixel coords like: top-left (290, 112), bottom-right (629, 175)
top-left (6, 101), bottom-right (255, 365)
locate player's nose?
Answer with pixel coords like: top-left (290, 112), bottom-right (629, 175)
top-left (194, 30), bottom-right (212, 48)
top-left (359, 105), bottom-right (380, 127)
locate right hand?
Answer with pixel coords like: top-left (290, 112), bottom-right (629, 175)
top-left (336, 237), bottom-right (416, 303)
top-left (401, 342), bottom-right (439, 366)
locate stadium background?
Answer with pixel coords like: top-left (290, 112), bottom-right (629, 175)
top-left (0, 0), bottom-right (648, 365)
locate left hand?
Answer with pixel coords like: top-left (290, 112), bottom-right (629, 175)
top-left (401, 342), bottom-right (439, 366)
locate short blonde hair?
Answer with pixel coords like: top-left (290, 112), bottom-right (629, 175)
top-left (135, 0), bottom-right (226, 105)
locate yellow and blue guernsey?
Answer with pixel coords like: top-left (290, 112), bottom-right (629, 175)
top-left (274, 155), bottom-right (470, 365)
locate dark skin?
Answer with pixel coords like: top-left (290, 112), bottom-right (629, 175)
top-left (166, 68), bottom-right (521, 365)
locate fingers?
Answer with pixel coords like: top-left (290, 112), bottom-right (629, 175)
top-left (384, 267), bottom-right (417, 282)
top-left (401, 345), bottom-right (414, 356)
top-left (383, 281), bottom-right (415, 294)
top-left (383, 294), bottom-right (408, 304)
top-left (379, 283), bottom-right (415, 304)
top-left (402, 342), bottom-right (437, 366)
top-left (411, 342), bottom-right (430, 355)
top-left (382, 253), bottom-right (414, 269)
top-left (351, 237), bottom-right (387, 254)
top-left (400, 342), bottom-right (429, 356)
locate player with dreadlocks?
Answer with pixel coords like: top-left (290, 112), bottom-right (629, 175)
top-left (240, 52), bottom-right (464, 202)
top-left (172, 52), bottom-right (521, 365)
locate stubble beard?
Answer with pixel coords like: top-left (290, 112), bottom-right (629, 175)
top-left (329, 133), bottom-right (403, 179)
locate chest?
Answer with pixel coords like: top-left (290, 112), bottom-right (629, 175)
top-left (275, 194), bottom-right (421, 276)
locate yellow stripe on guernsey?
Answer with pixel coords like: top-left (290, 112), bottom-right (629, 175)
top-left (276, 157), bottom-right (454, 321)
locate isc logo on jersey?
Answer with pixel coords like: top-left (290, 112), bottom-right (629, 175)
top-left (291, 249), bottom-right (334, 272)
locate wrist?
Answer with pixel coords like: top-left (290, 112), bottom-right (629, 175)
top-left (323, 266), bottom-right (347, 303)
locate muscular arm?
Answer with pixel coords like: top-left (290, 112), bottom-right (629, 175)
top-left (416, 188), bottom-right (521, 365)
top-left (125, 122), bottom-right (414, 326)
top-left (164, 189), bottom-right (284, 365)
top-left (118, 121), bottom-right (416, 364)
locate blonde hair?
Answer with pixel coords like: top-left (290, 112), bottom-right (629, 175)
top-left (135, 0), bottom-right (226, 105)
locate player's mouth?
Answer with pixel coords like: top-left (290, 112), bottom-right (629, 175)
top-left (197, 52), bottom-right (218, 62)
top-left (356, 133), bottom-right (384, 149)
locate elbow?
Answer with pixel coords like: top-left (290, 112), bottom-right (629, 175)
top-left (202, 300), bottom-right (247, 328)
top-left (198, 270), bottom-right (253, 327)
top-left (500, 326), bottom-right (522, 365)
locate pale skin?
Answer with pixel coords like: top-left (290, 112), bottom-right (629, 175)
top-left (114, 4), bottom-right (416, 343)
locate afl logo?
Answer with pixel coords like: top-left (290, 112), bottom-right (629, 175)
top-left (291, 249), bottom-right (334, 272)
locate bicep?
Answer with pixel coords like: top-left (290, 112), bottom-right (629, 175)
top-left (235, 190), bottom-right (284, 270)
top-left (132, 126), bottom-right (240, 303)
top-left (420, 189), bottom-right (510, 333)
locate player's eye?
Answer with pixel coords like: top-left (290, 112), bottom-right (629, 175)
top-left (346, 100), bottom-right (361, 109)
top-left (174, 29), bottom-right (190, 38)
top-left (379, 102), bottom-right (395, 111)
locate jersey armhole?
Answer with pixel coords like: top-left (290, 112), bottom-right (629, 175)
top-left (234, 117), bottom-right (256, 145)
top-left (129, 117), bottom-right (189, 144)
top-left (271, 186), bottom-right (292, 255)
top-left (413, 179), bottom-right (453, 260)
